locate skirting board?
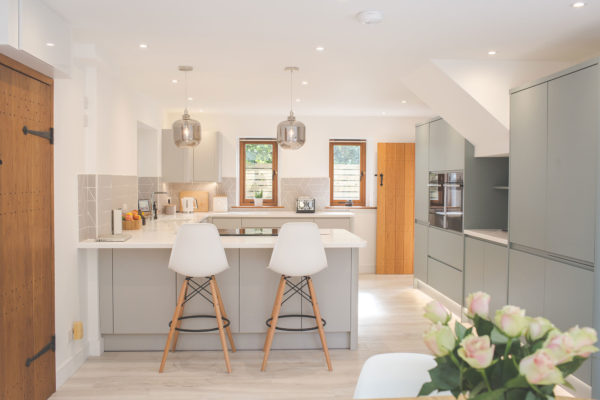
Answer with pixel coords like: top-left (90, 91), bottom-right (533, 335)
top-left (103, 332), bottom-right (350, 352)
top-left (413, 279), bottom-right (592, 399)
top-left (56, 342), bottom-right (89, 389)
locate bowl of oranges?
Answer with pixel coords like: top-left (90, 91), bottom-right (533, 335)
top-left (122, 210), bottom-right (143, 230)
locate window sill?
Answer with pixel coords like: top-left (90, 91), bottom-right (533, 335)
top-left (231, 205), bottom-right (285, 209)
top-left (326, 206), bottom-right (377, 210)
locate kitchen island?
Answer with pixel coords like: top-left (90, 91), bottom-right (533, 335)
top-left (79, 214), bottom-right (366, 352)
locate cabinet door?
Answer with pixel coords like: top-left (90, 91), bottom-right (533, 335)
top-left (193, 131), bottom-right (222, 182)
top-left (429, 119), bottom-right (465, 172)
top-left (464, 237), bottom-right (485, 298)
top-left (428, 227), bottom-right (464, 270)
top-left (427, 257), bottom-right (463, 304)
top-left (414, 223), bottom-right (428, 282)
top-left (161, 129), bottom-right (193, 183)
top-left (112, 249), bottom-right (176, 334)
top-left (415, 123), bottom-right (429, 222)
top-left (509, 84), bottom-right (547, 251)
top-left (241, 217), bottom-right (313, 228)
top-left (483, 242), bottom-right (508, 313)
top-left (546, 65), bottom-right (598, 263)
top-left (507, 250), bottom-right (545, 316)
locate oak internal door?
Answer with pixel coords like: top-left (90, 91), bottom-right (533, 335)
top-left (0, 55), bottom-right (55, 399)
top-left (376, 143), bottom-right (415, 274)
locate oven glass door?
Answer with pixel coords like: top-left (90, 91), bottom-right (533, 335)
top-left (444, 172), bottom-right (463, 232)
top-left (428, 172), bottom-right (445, 228)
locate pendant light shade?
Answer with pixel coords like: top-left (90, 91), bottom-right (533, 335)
top-left (277, 66), bottom-right (305, 150)
top-left (173, 66), bottom-right (201, 148)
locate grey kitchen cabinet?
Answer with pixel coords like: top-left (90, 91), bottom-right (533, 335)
top-left (112, 249), bottom-right (176, 334)
top-left (509, 83), bottom-right (548, 251)
top-left (193, 131), bottom-right (223, 183)
top-left (414, 222), bottom-right (428, 282)
top-left (507, 249), bottom-right (546, 317)
top-left (427, 257), bottom-right (463, 304)
top-left (161, 129), bottom-right (193, 183)
top-left (241, 217), bottom-right (313, 228)
top-left (428, 119), bottom-right (465, 172)
top-left (415, 123), bottom-right (429, 222)
top-left (99, 250), bottom-right (114, 334)
top-left (545, 65), bottom-right (598, 264)
top-left (428, 227), bottom-right (464, 270)
top-left (162, 129), bottom-right (222, 183)
top-left (464, 237), bottom-right (508, 314)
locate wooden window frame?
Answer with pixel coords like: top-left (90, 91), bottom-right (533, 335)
top-left (329, 141), bottom-right (366, 206)
top-left (239, 139), bottom-right (278, 206)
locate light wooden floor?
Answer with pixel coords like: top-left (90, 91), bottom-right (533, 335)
top-left (51, 275), bottom-right (435, 400)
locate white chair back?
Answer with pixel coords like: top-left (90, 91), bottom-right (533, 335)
top-left (353, 353), bottom-right (451, 399)
top-left (268, 222), bottom-right (328, 277)
top-left (168, 223), bottom-right (229, 277)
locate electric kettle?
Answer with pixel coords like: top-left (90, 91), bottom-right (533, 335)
top-left (181, 197), bottom-right (197, 213)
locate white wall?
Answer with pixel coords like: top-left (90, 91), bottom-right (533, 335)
top-left (164, 112), bottom-right (424, 206)
top-left (137, 121), bottom-right (161, 177)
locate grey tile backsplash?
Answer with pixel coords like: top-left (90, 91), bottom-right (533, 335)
top-left (79, 175), bottom-right (331, 239)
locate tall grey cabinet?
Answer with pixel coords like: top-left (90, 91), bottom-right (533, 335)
top-left (162, 129), bottom-right (222, 183)
top-left (509, 60), bottom-right (599, 386)
top-left (414, 123), bottom-right (430, 282)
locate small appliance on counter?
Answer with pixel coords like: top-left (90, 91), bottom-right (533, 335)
top-left (163, 199), bottom-right (176, 215)
top-left (296, 196), bottom-right (316, 213)
top-left (181, 197), bottom-right (198, 213)
top-left (213, 196), bottom-right (228, 212)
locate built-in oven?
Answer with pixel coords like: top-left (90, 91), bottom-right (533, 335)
top-left (428, 171), bottom-right (464, 232)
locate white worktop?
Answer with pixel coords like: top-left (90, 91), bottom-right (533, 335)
top-left (210, 210), bottom-right (354, 218)
top-left (78, 213), bottom-right (366, 249)
top-left (464, 229), bottom-right (508, 246)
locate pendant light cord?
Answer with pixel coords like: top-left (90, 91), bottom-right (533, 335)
top-left (289, 68), bottom-right (294, 114)
top-left (184, 71), bottom-right (189, 111)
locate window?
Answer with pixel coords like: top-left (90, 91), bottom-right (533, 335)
top-left (239, 139), bottom-right (278, 206)
top-left (329, 140), bottom-right (366, 206)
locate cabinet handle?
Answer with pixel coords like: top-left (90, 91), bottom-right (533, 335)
top-left (379, 173), bottom-right (384, 187)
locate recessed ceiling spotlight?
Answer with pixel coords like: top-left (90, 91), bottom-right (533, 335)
top-left (301, 81), bottom-right (308, 85)
top-left (315, 46), bottom-right (325, 52)
top-left (401, 100), bottom-right (407, 104)
top-left (139, 43), bottom-right (148, 49)
top-left (187, 97), bottom-right (193, 101)
top-left (381, 111), bottom-right (387, 115)
top-left (46, 42), bottom-right (55, 47)
top-left (572, 1), bottom-right (585, 7)
top-left (171, 79), bottom-right (178, 84)
top-left (488, 50), bottom-right (497, 55)
top-left (198, 109), bottom-right (204, 113)
top-left (296, 98), bottom-right (301, 102)
top-left (356, 10), bottom-right (384, 24)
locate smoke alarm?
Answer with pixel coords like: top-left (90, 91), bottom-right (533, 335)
top-left (356, 10), bottom-right (383, 24)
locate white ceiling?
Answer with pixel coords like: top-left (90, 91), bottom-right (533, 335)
top-left (45, 0), bottom-right (600, 117)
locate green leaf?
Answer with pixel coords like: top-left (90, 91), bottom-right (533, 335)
top-left (418, 381), bottom-right (437, 396)
top-left (474, 315), bottom-right (495, 336)
top-left (455, 321), bottom-right (468, 341)
top-left (505, 375), bottom-right (529, 389)
top-left (490, 327), bottom-right (509, 344)
top-left (429, 361), bottom-right (461, 390)
top-left (557, 356), bottom-right (586, 377)
top-left (524, 390), bottom-right (546, 400)
top-left (470, 389), bottom-right (506, 400)
top-left (504, 388), bottom-right (530, 400)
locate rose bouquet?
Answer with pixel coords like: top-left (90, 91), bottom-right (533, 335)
top-left (419, 292), bottom-right (598, 400)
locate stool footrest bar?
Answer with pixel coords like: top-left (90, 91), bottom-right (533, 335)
top-left (169, 314), bottom-right (231, 333)
top-left (265, 314), bottom-right (326, 332)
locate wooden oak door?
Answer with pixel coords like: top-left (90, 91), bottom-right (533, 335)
top-left (376, 143), bottom-right (415, 274)
top-left (0, 55), bottom-right (55, 399)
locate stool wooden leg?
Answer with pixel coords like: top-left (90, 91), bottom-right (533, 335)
top-left (213, 276), bottom-right (236, 352)
top-left (159, 278), bottom-right (188, 373)
top-left (171, 278), bottom-right (189, 352)
top-left (307, 276), bottom-right (333, 371)
top-left (210, 276), bottom-right (232, 373)
top-left (261, 275), bottom-right (286, 371)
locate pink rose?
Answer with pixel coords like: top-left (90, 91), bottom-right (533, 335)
top-left (527, 317), bottom-right (555, 342)
top-left (465, 292), bottom-right (490, 319)
top-left (494, 305), bottom-right (529, 338)
top-left (457, 334), bottom-right (495, 369)
top-left (424, 301), bottom-right (451, 325)
top-left (544, 331), bottom-right (576, 364)
top-left (568, 326), bottom-right (599, 358)
top-left (423, 323), bottom-right (456, 357)
top-left (519, 349), bottom-right (564, 385)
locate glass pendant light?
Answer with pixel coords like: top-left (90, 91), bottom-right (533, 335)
top-left (277, 66), bottom-right (306, 150)
top-left (173, 66), bottom-right (201, 148)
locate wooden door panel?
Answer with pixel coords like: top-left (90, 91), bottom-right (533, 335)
top-left (0, 56), bottom-right (55, 399)
top-left (376, 143), bottom-right (415, 274)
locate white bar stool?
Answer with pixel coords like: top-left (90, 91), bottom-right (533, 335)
top-left (159, 223), bottom-right (236, 373)
top-left (261, 222), bottom-right (332, 372)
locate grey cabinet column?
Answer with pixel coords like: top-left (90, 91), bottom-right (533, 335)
top-left (415, 123), bottom-right (429, 222)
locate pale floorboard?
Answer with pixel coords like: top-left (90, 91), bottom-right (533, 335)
top-left (51, 275), bottom-right (435, 400)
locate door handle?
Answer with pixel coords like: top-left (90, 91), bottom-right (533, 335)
top-left (379, 173), bottom-right (384, 187)
top-left (26, 335), bottom-right (55, 367)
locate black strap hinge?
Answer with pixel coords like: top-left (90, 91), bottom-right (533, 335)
top-left (23, 126), bottom-right (54, 145)
top-left (25, 335), bottom-right (55, 367)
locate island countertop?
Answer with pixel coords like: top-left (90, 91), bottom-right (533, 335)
top-left (78, 213), bottom-right (366, 249)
